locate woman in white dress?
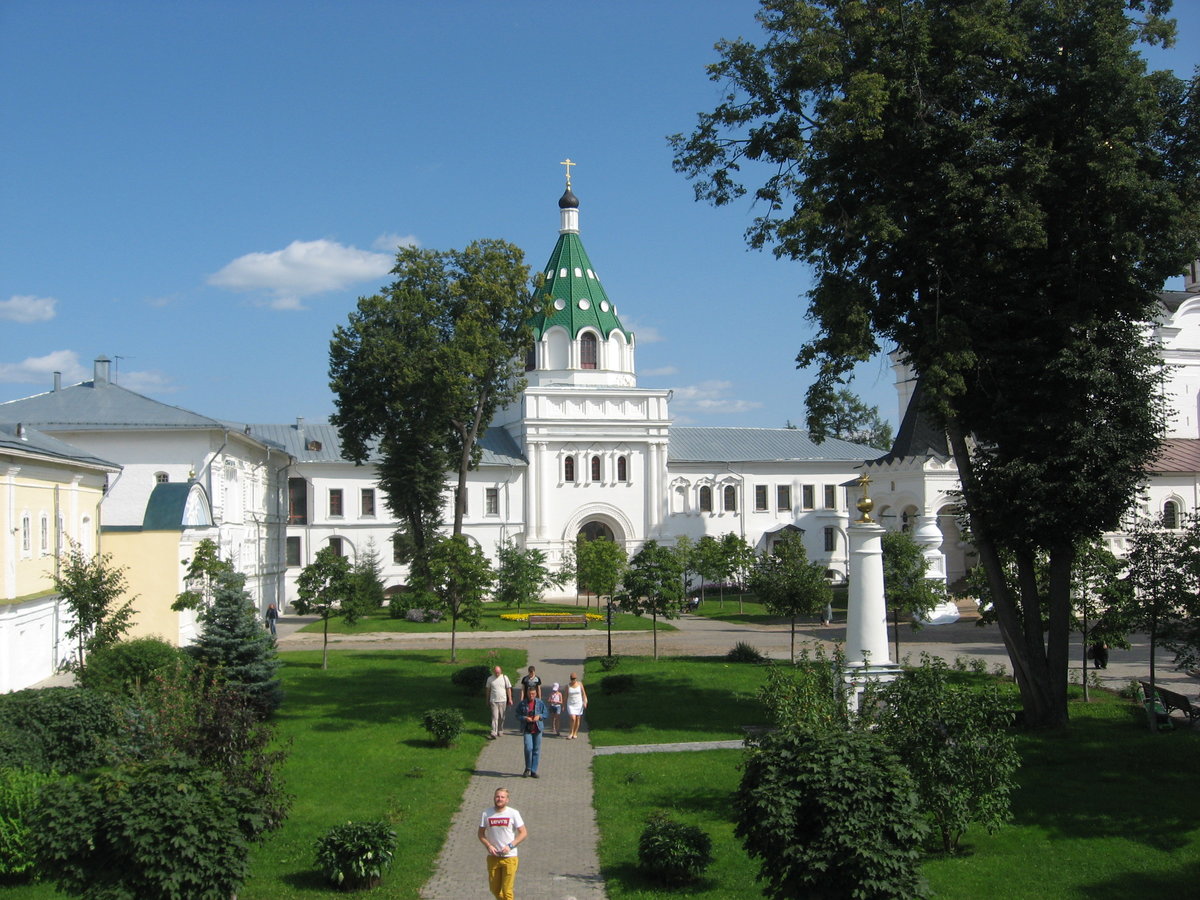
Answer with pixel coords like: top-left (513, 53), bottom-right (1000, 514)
top-left (565, 672), bottom-right (588, 739)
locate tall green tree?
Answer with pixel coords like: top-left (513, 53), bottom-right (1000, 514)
top-left (411, 534), bottom-right (493, 663)
top-left (329, 240), bottom-right (538, 556)
top-left (672, 0), bottom-right (1200, 727)
top-left (495, 539), bottom-right (564, 610)
top-left (294, 546), bottom-right (359, 670)
top-left (618, 540), bottom-right (685, 660)
top-left (187, 569), bottom-right (283, 717)
top-left (810, 388), bottom-right (894, 451)
top-left (53, 542), bottom-right (135, 674)
top-left (172, 538), bottom-right (234, 612)
top-left (1071, 539), bottom-right (1131, 701)
top-left (575, 535), bottom-right (627, 611)
top-left (720, 532), bottom-right (756, 613)
top-left (882, 530), bottom-right (945, 660)
top-left (351, 538), bottom-right (387, 611)
top-left (672, 534), bottom-right (696, 598)
top-left (748, 531), bottom-right (831, 660)
top-left (693, 534), bottom-right (725, 606)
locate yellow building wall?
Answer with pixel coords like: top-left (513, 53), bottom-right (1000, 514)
top-left (103, 530), bottom-right (188, 644)
top-left (2, 455), bottom-right (107, 603)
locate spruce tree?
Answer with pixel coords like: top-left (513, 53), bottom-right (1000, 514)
top-left (187, 570), bottom-right (282, 716)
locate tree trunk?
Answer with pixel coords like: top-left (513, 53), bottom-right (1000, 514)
top-left (322, 617), bottom-right (329, 670)
top-left (947, 423), bottom-right (1067, 728)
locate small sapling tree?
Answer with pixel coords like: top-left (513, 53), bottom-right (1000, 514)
top-left (294, 546), bottom-right (359, 670)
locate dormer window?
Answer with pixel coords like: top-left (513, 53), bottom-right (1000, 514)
top-left (581, 332), bottom-right (597, 369)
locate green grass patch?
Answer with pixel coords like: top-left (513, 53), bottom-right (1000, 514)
top-left (593, 683), bottom-right (1200, 899)
top-left (690, 586), bottom-right (849, 626)
top-left (237, 647), bottom-right (526, 898)
top-left (594, 749), bottom-right (752, 898)
top-left (301, 602), bottom-right (672, 635)
top-left (584, 655), bottom-right (771, 746)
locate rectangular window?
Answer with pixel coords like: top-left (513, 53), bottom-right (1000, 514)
top-left (329, 488), bottom-right (343, 518)
top-left (777, 485), bottom-right (792, 512)
top-left (288, 477), bottom-right (308, 524)
top-left (40, 517), bottom-right (49, 554)
top-left (486, 487), bottom-right (500, 516)
top-left (361, 488), bottom-right (376, 517)
top-left (393, 535), bottom-right (404, 565)
top-left (824, 527), bottom-right (836, 553)
top-left (286, 536), bottom-right (301, 567)
top-left (754, 485), bottom-right (768, 511)
top-left (802, 485), bottom-right (815, 509)
top-left (824, 485), bottom-right (837, 509)
top-left (328, 537), bottom-right (344, 556)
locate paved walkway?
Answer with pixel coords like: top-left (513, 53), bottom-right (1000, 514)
top-left (419, 637), bottom-right (605, 900)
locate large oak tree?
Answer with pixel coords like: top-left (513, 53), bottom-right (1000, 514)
top-left (329, 240), bottom-right (538, 554)
top-left (672, 0), bottom-right (1200, 726)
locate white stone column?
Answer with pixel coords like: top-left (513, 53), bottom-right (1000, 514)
top-left (844, 516), bottom-right (901, 708)
top-left (914, 516), bottom-right (947, 583)
top-left (531, 443), bottom-right (545, 540)
top-left (845, 519), bottom-right (892, 667)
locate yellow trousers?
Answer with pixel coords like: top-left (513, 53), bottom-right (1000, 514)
top-left (486, 854), bottom-right (519, 900)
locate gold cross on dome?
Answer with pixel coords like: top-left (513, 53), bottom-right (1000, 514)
top-left (560, 158), bottom-right (576, 188)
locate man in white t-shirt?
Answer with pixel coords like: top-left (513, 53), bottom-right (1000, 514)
top-left (485, 666), bottom-right (513, 739)
top-left (478, 787), bottom-right (526, 900)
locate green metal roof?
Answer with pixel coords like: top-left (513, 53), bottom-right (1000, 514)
top-left (528, 195), bottom-right (630, 342)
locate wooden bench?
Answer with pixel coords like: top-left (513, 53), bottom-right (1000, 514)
top-left (1140, 681), bottom-right (1200, 722)
top-left (527, 613), bottom-right (589, 630)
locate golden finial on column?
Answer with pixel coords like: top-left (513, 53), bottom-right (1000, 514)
top-left (560, 157), bottom-right (575, 188)
top-left (855, 472), bottom-right (875, 523)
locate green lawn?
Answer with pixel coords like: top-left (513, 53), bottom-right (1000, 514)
top-left (301, 601), bottom-right (672, 635)
top-left (594, 685), bottom-right (1200, 899)
top-left (688, 588), bottom-right (848, 626)
top-left (584, 655), bottom-right (772, 746)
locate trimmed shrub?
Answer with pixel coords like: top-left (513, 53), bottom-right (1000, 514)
top-left (637, 812), bottom-right (712, 885)
top-left (726, 641), bottom-right (765, 663)
top-left (598, 655), bottom-right (621, 671)
top-left (0, 767), bottom-right (56, 880)
top-left (314, 820), bottom-right (397, 891)
top-left (421, 709), bottom-right (464, 747)
top-left (450, 665), bottom-right (491, 692)
top-left (79, 636), bottom-right (190, 696)
top-left (33, 756), bottom-right (252, 900)
top-left (0, 687), bottom-right (119, 773)
top-left (737, 726), bottom-right (928, 900)
top-left (601, 674), bottom-right (635, 695)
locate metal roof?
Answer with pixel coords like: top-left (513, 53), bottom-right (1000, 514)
top-left (1, 379), bottom-right (232, 431)
top-left (668, 426), bottom-right (877, 463)
top-left (0, 421), bottom-right (119, 470)
top-left (245, 423), bottom-right (527, 467)
top-left (1149, 438), bottom-right (1200, 474)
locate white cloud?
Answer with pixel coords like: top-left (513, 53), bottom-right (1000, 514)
top-left (668, 380), bottom-right (763, 416)
top-left (119, 369), bottom-right (178, 393)
top-left (0, 350), bottom-right (87, 384)
top-left (371, 233), bottom-right (420, 252)
top-left (208, 239), bottom-right (394, 310)
top-left (0, 295), bottom-right (57, 323)
top-left (620, 317), bottom-right (663, 343)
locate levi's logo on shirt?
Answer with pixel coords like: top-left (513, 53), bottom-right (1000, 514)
top-left (488, 816), bottom-right (512, 828)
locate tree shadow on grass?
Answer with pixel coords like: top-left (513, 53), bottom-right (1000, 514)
top-left (1079, 860), bottom-right (1200, 899)
top-left (280, 868), bottom-right (329, 891)
top-left (601, 860), bottom-right (718, 896)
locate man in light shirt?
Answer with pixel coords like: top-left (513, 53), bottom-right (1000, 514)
top-left (478, 787), bottom-right (527, 900)
top-left (485, 666), bottom-right (513, 739)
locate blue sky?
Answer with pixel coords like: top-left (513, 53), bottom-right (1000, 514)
top-left (3, 1), bottom-right (1198, 431)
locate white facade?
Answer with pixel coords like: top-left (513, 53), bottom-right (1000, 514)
top-left (268, 189), bottom-right (876, 605)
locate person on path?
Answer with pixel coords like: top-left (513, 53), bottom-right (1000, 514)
top-left (547, 682), bottom-right (563, 735)
top-left (485, 666), bottom-right (513, 739)
top-left (265, 603), bottom-right (279, 636)
top-left (565, 672), bottom-right (588, 740)
top-left (520, 665), bottom-right (541, 700)
top-left (1091, 641), bottom-right (1110, 669)
top-left (822, 600), bottom-right (833, 627)
top-left (518, 688), bottom-right (547, 777)
top-left (478, 787), bottom-right (526, 900)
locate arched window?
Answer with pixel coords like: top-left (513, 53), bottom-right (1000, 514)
top-left (723, 485), bottom-right (737, 512)
top-left (564, 456), bottom-right (575, 483)
top-left (40, 515), bottom-right (49, 554)
top-left (525, 344), bottom-right (537, 372)
top-left (1163, 499), bottom-right (1180, 529)
top-left (21, 515), bottom-right (30, 554)
top-left (699, 485), bottom-right (713, 512)
top-left (580, 332), bottom-right (598, 369)
top-left (591, 455), bottom-right (601, 481)
top-left (617, 455), bottom-right (628, 482)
